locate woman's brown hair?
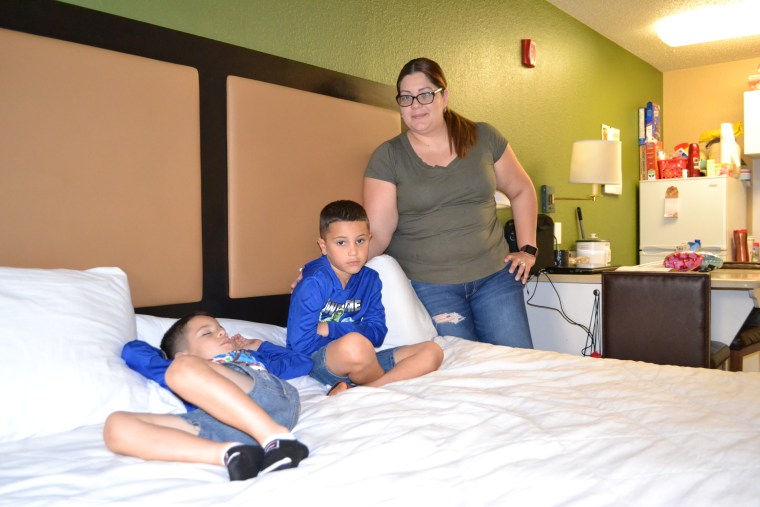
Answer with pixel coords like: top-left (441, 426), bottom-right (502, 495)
top-left (396, 58), bottom-right (478, 159)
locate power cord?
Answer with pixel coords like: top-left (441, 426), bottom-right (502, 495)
top-left (525, 271), bottom-right (582, 333)
top-left (525, 270), bottom-right (592, 343)
top-left (581, 289), bottom-right (602, 357)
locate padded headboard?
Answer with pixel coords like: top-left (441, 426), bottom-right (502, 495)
top-left (0, 1), bottom-right (400, 324)
top-left (0, 27), bottom-right (203, 308)
top-left (227, 77), bottom-right (400, 298)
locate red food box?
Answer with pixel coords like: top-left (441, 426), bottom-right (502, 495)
top-left (658, 158), bottom-right (687, 179)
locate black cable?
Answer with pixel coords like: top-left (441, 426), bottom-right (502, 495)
top-left (525, 270), bottom-right (592, 338)
top-left (582, 289), bottom-right (601, 357)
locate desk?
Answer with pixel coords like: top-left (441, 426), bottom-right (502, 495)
top-left (524, 269), bottom-right (760, 371)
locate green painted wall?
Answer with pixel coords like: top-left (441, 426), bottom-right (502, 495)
top-left (60, 0), bottom-right (662, 265)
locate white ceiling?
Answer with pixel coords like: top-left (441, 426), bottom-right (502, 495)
top-left (545, 0), bottom-right (760, 72)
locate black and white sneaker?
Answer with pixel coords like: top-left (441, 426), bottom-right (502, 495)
top-left (224, 444), bottom-right (265, 481)
top-left (260, 439), bottom-right (309, 474)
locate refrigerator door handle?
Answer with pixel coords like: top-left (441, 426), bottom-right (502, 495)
top-left (640, 246), bottom-right (678, 252)
top-left (641, 245), bottom-right (725, 251)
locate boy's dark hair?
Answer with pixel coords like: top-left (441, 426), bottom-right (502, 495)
top-left (319, 200), bottom-right (369, 237)
top-left (160, 310), bottom-right (210, 359)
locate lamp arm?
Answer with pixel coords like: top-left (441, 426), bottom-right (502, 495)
top-left (551, 183), bottom-right (604, 202)
top-left (541, 184), bottom-right (604, 213)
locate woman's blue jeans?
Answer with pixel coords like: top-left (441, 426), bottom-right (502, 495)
top-left (411, 263), bottom-right (533, 348)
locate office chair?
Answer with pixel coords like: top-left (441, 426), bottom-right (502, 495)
top-left (601, 271), bottom-right (729, 369)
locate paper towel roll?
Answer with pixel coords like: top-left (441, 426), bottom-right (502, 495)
top-left (720, 122), bottom-right (742, 168)
top-left (720, 122), bottom-right (735, 165)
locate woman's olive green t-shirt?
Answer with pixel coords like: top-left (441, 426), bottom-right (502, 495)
top-left (365, 122), bottom-right (509, 284)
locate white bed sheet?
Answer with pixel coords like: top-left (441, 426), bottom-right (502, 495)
top-left (2, 336), bottom-right (759, 507)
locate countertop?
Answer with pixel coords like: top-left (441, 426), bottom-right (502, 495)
top-left (532, 266), bottom-right (760, 290)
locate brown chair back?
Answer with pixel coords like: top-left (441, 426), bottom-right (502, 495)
top-left (601, 271), bottom-right (711, 367)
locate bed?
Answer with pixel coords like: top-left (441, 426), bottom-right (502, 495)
top-left (2, 259), bottom-right (760, 506)
top-left (2, 3), bottom-right (760, 506)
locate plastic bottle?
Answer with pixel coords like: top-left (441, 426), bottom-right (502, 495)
top-left (688, 143), bottom-right (700, 177)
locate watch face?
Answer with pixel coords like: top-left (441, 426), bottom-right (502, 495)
top-left (521, 245), bottom-right (538, 255)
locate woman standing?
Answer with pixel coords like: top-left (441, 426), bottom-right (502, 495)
top-left (363, 57), bottom-right (537, 348)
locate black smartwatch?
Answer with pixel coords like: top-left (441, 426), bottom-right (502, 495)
top-left (520, 244), bottom-right (538, 256)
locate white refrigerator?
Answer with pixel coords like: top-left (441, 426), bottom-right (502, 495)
top-left (639, 176), bottom-right (747, 264)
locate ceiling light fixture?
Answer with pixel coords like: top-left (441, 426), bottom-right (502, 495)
top-left (655, 1), bottom-right (760, 47)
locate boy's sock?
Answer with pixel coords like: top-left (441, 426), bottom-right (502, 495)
top-left (261, 432), bottom-right (296, 448)
top-left (223, 444), bottom-right (265, 481)
top-left (260, 436), bottom-right (309, 474)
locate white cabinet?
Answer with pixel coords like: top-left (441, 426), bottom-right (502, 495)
top-left (524, 277), bottom-right (601, 356)
top-left (746, 91), bottom-right (760, 238)
top-left (746, 90), bottom-right (760, 157)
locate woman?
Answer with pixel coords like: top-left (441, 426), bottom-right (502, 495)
top-left (363, 57), bottom-right (537, 348)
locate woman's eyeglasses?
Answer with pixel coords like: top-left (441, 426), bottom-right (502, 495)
top-left (396, 88), bottom-right (443, 107)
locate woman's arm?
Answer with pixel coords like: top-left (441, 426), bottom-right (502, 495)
top-left (494, 145), bottom-right (538, 283)
top-left (362, 177), bottom-right (399, 259)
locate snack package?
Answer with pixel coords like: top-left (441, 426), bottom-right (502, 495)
top-left (663, 250), bottom-right (723, 272)
top-left (697, 251), bottom-right (723, 271)
top-left (664, 251), bottom-right (703, 271)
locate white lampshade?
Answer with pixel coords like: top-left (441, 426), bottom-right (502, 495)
top-left (569, 140), bottom-right (622, 185)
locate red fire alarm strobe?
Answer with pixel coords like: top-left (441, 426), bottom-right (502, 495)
top-left (521, 39), bottom-right (536, 68)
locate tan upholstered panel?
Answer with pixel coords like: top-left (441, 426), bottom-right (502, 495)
top-left (227, 76), bottom-right (401, 297)
top-left (0, 28), bottom-right (203, 307)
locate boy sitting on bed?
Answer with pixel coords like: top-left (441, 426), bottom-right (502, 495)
top-left (104, 311), bottom-right (311, 481)
top-left (287, 199), bottom-right (443, 396)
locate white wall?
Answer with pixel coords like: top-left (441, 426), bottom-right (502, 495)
top-left (664, 57), bottom-right (759, 156)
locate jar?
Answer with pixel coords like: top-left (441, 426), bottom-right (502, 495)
top-left (575, 234), bottom-right (611, 269)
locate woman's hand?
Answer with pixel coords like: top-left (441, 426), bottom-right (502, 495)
top-left (504, 251), bottom-right (536, 285)
top-left (290, 267), bottom-right (304, 291)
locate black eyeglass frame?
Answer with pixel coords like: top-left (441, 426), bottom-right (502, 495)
top-left (395, 87), bottom-right (444, 107)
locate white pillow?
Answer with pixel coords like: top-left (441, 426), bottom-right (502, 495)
top-left (365, 255), bottom-right (438, 349)
top-left (135, 255), bottom-right (434, 355)
top-left (136, 314), bottom-right (288, 348)
top-left (0, 267), bottom-right (185, 442)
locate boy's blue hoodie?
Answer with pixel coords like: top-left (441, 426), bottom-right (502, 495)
top-left (122, 339), bottom-right (312, 411)
top-left (286, 255), bottom-right (387, 356)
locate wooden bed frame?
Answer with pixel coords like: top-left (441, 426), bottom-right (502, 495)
top-left (0, 0), bottom-right (400, 325)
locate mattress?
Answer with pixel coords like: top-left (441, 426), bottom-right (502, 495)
top-left (2, 335), bottom-right (759, 507)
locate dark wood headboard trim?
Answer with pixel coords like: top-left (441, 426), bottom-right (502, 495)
top-left (1, 0), bottom-right (397, 325)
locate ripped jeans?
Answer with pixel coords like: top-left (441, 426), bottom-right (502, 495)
top-left (411, 262), bottom-right (533, 348)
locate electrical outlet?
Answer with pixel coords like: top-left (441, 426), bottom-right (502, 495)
top-left (540, 185), bottom-right (555, 213)
top-left (554, 222), bottom-right (562, 245)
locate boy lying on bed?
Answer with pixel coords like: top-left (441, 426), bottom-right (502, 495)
top-left (104, 312), bottom-right (311, 481)
top-left (287, 199), bottom-right (443, 396)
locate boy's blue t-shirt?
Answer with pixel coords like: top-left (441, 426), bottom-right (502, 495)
top-left (286, 255), bottom-right (388, 356)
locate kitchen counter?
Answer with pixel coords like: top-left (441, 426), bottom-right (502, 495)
top-left (536, 266), bottom-right (760, 290)
top-left (710, 268), bottom-right (760, 290)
